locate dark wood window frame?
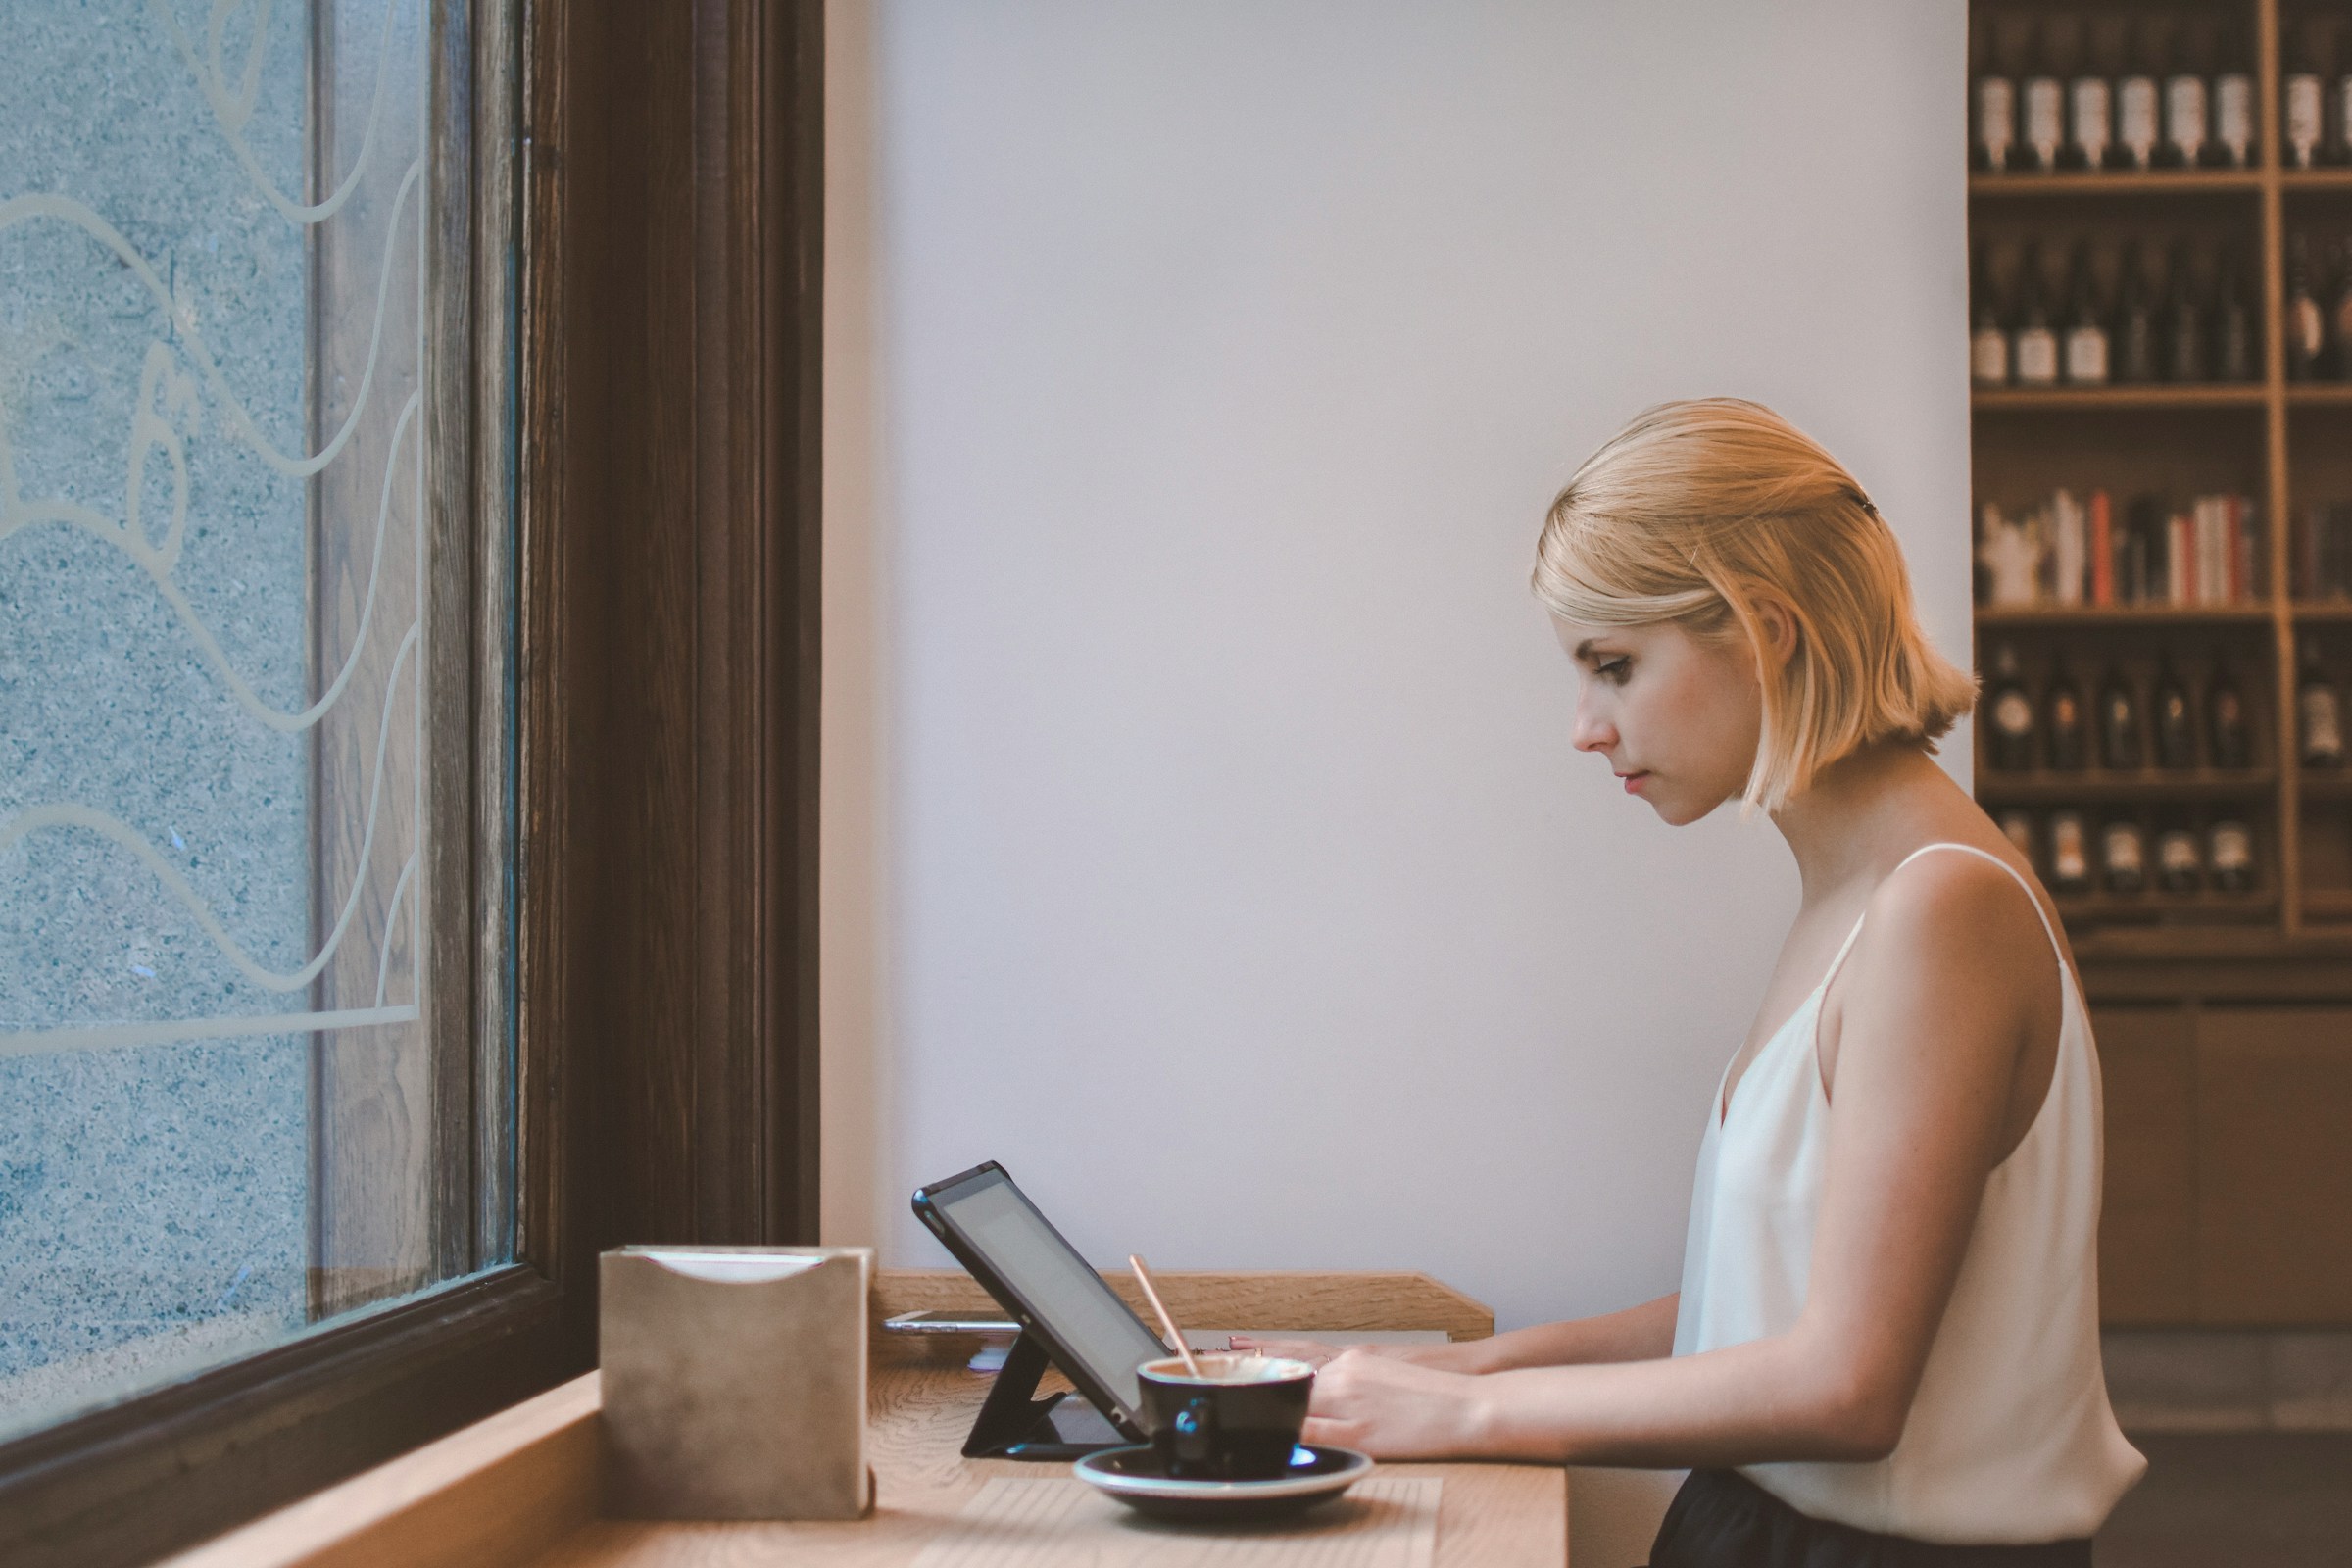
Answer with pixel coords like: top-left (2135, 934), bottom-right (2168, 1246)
top-left (0, 2), bottom-right (822, 1563)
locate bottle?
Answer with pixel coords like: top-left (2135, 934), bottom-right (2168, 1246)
top-left (2215, 246), bottom-right (2257, 384)
top-left (2288, 235), bottom-right (2327, 382)
top-left (1986, 643), bottom-right (2035, 770)
top-left (2114, 242), bottom-right (2159, 383)
top-left (2163, 243), bottom-right (2206, 383)
top-left (2067, 17), bottom-right (2115, 172)
top-left (2103, 818), bottom-right (2148, 894)
top-left (1971, 248), bottom-right (2011, 386)
top-left (2157, 818), bottom-right (2203, 894)
top-left (2208, 656), bottom-right (2251, 769)
top-left (2014, 245), bottom-right (2060, 388)
top-left (2285, 23), bottom-right (2326, 171)
top-left (2158, 19), bottom-right (2209, 170)
top-left (2022, 23), bottom-right (2066, 175)
top-left (2213, 24), bottom-right (2255, 169)
top-left (2063, 246), bottom-right (2110, 385)
top-left (2047, 657), bottom-right (2087, 770)
top-left (1973, 17), bottom-right (2017, 173)
top-left (2049, 809), bottom-right (2092, 895)
top-left (2335, 23), bottom-right (2352, 167)
top-left (2099, 664), bottom-right (2143, 770)
top-left (2153, 651), bottom-right (2196, 769)
top-left (2300, 639), bottom-right (2344, 767)
top-left (2331, 236), bottom-right (2352, 382)
top-left (2116, 22), bottom-right (2162, 172)
top-left (1997, 808), bottom-right (2038, 870)
top-left (2207, 817), bottom-right (2255, 893)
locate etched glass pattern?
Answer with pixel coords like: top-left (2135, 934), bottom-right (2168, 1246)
top-left (0, 0), bottom-right (501, 1440)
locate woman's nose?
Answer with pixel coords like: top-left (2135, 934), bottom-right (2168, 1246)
top-left (1571, 698), bottom-right (1615, 754)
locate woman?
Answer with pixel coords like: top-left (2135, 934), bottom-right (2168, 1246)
top-left (1238, 402), bottom-right (2145, 1563)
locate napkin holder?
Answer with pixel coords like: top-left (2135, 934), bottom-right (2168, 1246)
top-left (600, 1245), bottom-right (875, 1520)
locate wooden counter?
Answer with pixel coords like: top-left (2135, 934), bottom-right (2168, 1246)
top-left (160, 1272), bottom-right (1567, 1568)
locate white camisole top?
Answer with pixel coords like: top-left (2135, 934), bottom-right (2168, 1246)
top-left (1672, 842), bottom-right (2145, 1544)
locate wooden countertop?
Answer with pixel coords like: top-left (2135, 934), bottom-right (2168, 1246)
top-left (161, 1271), bottom-right (1567, 1568)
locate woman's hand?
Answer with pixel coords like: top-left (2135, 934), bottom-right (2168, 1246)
top-left (1299, 1348), bottom-right (1487, 1459)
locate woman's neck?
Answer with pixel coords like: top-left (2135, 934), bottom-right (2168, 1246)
top-left (1769, 742), bottom-right (1967, 905)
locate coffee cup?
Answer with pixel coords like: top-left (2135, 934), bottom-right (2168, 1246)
top-left (1136, 1353), bottom-right (1315, 1480)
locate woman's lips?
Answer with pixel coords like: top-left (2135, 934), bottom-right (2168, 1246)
top-left (1620, 770), bottom-right (1649, 795)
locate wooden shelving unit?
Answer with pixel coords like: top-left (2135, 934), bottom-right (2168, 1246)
top-left (1971, 0), bottom-right (2352, 964)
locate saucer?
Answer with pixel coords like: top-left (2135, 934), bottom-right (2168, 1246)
top-left (1072, 1444), bottom-right (1375, 1523)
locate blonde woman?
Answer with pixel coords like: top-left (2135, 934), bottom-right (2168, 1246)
top-left (1238, 402), bottom-right (2145, 1564)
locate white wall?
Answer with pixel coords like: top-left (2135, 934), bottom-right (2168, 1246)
top-left (825, 1), bottom-right (1968, 1554)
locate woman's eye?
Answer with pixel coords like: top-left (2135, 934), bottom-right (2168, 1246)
top-left (1596, 658), bottom-right (1631, 685)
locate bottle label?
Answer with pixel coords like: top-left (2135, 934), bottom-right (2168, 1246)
top-left (2303, 687), bottom-right (2344, 759)
top-left (2026, 78), bottom-right (2064, 164)
top-left (2065, 327), bottom-right (2109, 384)
top-left (2118, 80), bottom-right (2160, 165)
top-left (2215, 76), bottom-right (2253, 165)
top-left (2103, 823), bottom-right (2145, 875)
top-left (2338, 77), bottom-right (2352, 157)
top-left (2052, 817), bottom-right (2088, 881)
top-left (1978, 78), bottom-right (2016, 162)
top-left (2294, 297), bottom-right (2327, 362)
top-left (2015, 329), bottom-right (2059, 385)
top-left (1993, 690), bottom-right (2034, 738)
top-left (2166, 76), bottom-right (2208, 159)
top-left (2210, 823), bottom-right (2253, 873)
top-left (2000, 813), bottom-right (2035, 858)
top-left (2071, 78), bottom-right (2112, 163)
top-left (1973, 328), bottom-right (2010, 384)
top-left (2159, 831), bottom-right (2200, 876)
top-left (2288, 76), bottom-right (2323, 166)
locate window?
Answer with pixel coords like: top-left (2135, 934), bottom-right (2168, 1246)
top-left (1, 0), bottom-right (512, 1445)
top-left (0, 1), bottom-right (820, 1560)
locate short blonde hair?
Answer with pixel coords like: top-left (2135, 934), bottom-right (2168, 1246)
top-left (1532, 399), bottom-right (1975, 813)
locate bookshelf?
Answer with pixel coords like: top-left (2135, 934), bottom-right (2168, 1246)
top-left (1971, 0), bottom-right (2352, 964)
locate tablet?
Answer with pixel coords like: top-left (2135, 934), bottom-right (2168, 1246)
top-left (910, 1160), bottom-right (1169, 1437)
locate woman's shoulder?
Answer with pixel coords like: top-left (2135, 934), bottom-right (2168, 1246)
top-left (1848, 836), bottom-right (2068, 1002)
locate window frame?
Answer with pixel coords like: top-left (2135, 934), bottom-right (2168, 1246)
top-left (0, 0), bottom-right (823, 1560)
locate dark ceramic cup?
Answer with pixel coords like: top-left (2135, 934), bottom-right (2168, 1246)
top-left (1136, 1353), bottom-right (1315, 1480)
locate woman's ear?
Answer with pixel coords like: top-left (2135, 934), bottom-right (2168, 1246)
top-left (1751, 595), bottom-right (1801, 669)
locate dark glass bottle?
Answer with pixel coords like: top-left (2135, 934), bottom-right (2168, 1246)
top-left (2116, 23), bottom-right (2162, 172)
top-left (2330, 236), bottom-right (2352, 382)
top-left (2015, 244), bottom-right (2060, 388)
top-left (2156, 818), bottom-right (2203, 894)
top-left (2047, 658), bottom-right (2088, 770)
top-left (1987, 643), bottom-right (2035, 771)
top-left (2063, 245), bottom-right (2110, 385)
top-left (2289, 235), bottom-right (2327, 382)
top-left (2215, 247), bottom-right (2257, 384)
top-left (2154, 652), bottom-right (2197, 770)
top-left (2164, 243), bottom-right (2206, 383)
top-left (2049, 809), bottom-right (2092, 895)
top-left (2207, 818), bottom-right (2255, 893)
top-left (2286, 23), bottom-right (2325, 170)
top-left (2213, 23), bottom-right (2255, 168)
top-left (1971, 247), bottom-right (2010, 386)
top-left (1973, 16), bottom-right (2016, 172)
top-left (2300, 639), bottom-right (2344, 767)
top-left (2103, 818), bottom-right (2148, 894)
top-left (2099, 664), bottom-right (2144, 770)
top-left (2022, 22), bottom-right (2066, 174)
top-left (2114, 242), bottom-right (2159, 383)
top-left (2208, 656), bottom-right (2251, 769)
top-left (2068, 16), bottom-right (2115, 172)
top-left (2158, 19), bottom-right (2209, 170)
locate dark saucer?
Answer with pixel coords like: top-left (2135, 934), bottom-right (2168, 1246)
top-left (1072, 1444), bottom-right (1375, 1523)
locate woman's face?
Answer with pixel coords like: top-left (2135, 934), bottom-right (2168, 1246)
top-left (1552, 616), bottom-right (1764, 825)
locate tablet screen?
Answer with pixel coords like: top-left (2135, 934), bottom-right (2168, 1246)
top-left (925, 1166), bottom-right (1168, 1414)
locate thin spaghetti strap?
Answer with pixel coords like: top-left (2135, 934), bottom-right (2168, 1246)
top-left (1892, 841), bottom-right (2065, 959)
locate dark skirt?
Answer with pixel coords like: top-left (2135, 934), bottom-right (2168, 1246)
top-left (1650, 1469), bottom-right (2095, 1568)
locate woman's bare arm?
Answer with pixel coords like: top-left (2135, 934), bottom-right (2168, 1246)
top-left (1238, 1294), bottom-right (1677, 1374)
top-left (1302, 856), bottom-right (2052, 1465)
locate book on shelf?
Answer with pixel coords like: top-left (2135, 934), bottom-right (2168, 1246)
top-left (2295, 502), bottom-right (2352, 599)
top-left (1976, 487), bottom-right (2261, 609)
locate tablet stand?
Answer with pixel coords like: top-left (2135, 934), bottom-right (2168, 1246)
top-left (959, 1329), bottom-right (1130, 1460)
